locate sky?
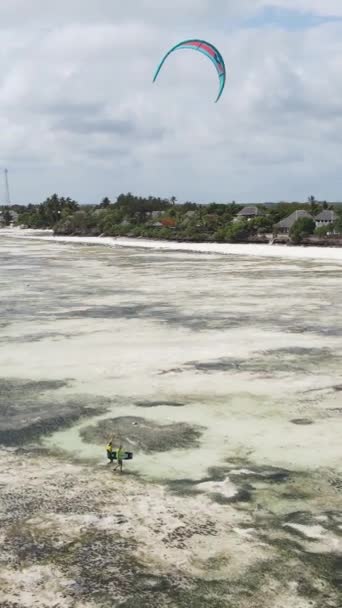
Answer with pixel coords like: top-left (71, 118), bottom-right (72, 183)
top-left (1, 1), bottom-right (342, 204)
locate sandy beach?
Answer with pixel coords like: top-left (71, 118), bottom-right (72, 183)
top-left (3, 227), bottom-right (342, 261)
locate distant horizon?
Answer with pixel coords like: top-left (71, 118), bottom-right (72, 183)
top-left (2, 199), bottom-right (342, 208)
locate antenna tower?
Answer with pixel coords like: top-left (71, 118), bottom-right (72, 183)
top-left (4, 168), bottom-right (11, 206)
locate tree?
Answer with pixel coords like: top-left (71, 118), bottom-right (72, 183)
top-left (2, 209), bottom-right (12, 225)
top-left (334, 209), bottom-right (342, 234)
top-left (290, 217), bottom-right (316, 244)
top-left (115, 192), bottom-right (170, 216)
top-left (249, 216), bottom-right (274, 234)
top-left (315, 224), bottom-right (331, 237)
top-left (99, 197), bottom-right (111, 208)
top-left (20, 194), bottom-right (80, 229)
top-left (183, 202), bottom-right (197, 211)
top-left (158, 227), bottom-right (173, 239)
top-left (225, 221), bottom-right (250, 242)
top-left (56, 209), bottom-right (102, 236)
top-left (307, 195), bottom-right (320, 216)
top-left (214, 227), bottom-right (227, 242)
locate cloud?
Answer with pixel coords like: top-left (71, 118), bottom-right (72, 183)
top-left (54, 116), bottom-right (135, 136)
top-left (1, 1), bottom-right (342, 27)
top-left (1, 1), bottom-right (342, 203)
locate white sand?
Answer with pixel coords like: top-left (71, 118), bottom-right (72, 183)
top-left (2, 227), bottom-right (342, 261)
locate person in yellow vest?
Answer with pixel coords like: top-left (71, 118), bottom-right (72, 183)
top-left (114, 444), bottom-right (124, 473)
top-left (106, 439), bottom-right (114, 464)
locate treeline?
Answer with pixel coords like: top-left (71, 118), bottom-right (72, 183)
top-left (4, 193), bottom-right (342, 243)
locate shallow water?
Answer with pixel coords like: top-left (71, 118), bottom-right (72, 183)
top-left (1, 231), bottom-right (341, 477)
top-left (1, 230), bottom-right (341, 607)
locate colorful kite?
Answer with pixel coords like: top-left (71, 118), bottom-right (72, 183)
top-left (153, 39), bottom-right (226, 102)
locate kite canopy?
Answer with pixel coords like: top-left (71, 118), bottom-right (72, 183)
top-left (153, 39), bottom-right (226, 102)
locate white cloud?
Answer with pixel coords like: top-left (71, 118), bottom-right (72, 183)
top-left (1, 2), bottom-right (342, 203)
top-left (1, 1), bottom-right (342, 26)
top-left (264, 1), bottom-right (342, 17)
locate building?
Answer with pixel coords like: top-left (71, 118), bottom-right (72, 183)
top-left (315, 209), bottom-right (337, 227)
top-left (275, 210), bottom-right (313, 234)
top-left (237, 206), bottom-right (263, 220)
top-left (146, 211), bottom-right (162, 219)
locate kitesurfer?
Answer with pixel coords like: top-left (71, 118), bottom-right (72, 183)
top-left (106, 439), bottom-right (114, 463)
top-left (114, 444), bottom-right (124, 474)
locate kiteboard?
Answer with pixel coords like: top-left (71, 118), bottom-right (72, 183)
top-left (109, 451), bottom-right (133, 461)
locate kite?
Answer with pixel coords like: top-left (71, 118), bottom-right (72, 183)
top-left (153, 39), bottom-right (226, 102)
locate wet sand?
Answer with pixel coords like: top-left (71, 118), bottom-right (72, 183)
top-left (0, 230), bottom-right (341, 607)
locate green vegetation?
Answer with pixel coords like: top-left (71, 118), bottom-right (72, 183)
top-left (315, 224), bottom-right (331, 237)
top-left (334, 207), bottom-right (342, 234)
top-left (289, 217), bottom-right (316, 244)
top-left (1, 193), bottom-right (341, 244)
top-left (2, 209), bottom-right (12, 226)
top-left (17, 194), bottom-right (79, 229)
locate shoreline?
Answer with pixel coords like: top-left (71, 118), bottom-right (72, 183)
top-left (2, 227), bottom-right (342, 262)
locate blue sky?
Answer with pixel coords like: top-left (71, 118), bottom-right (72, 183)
top-left (1, 0), bottom-right (342, 204)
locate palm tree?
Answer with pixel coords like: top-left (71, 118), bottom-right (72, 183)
top-left (100, 197), bottom-right (111, 208)
top-left (307, 195), bottom-right (319, 215)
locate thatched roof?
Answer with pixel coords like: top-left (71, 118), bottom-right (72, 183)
top-left (237, 206), bottom-right (263, 217)
top-left (276, 210), bottom-right (313, 229)
top-left (315, 210), bottom-right (337, 222)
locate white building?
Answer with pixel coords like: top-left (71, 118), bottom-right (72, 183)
top-left (315, 210), bottom-right (337, 227)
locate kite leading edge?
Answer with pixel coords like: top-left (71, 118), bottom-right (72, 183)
top-left (153, 39), bottom-right (226, 102)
